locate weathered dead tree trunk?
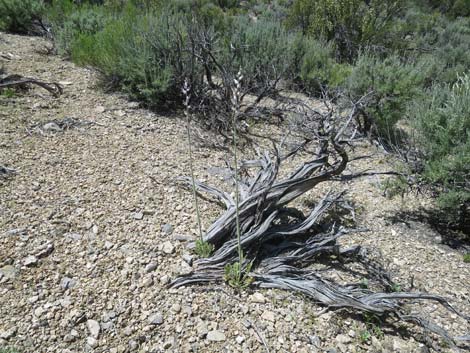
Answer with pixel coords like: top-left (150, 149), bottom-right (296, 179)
top-left (171, 105), bottom-right (469, 349)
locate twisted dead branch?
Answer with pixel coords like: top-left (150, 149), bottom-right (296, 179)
top-left (171, 99), bottom-right (469, 349)
top-left (0, 74), bottom-right (63, 97)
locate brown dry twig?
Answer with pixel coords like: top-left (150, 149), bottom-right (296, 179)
top-left (0, 74), bottom-right (63, 97)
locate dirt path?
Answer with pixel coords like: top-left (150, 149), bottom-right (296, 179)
top-left (0, 33), bottom-right (468, 353)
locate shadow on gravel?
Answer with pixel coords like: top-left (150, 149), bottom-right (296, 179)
top-left (386, 209), bottom-right (470, 251)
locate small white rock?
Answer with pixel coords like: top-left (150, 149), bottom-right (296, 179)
top-left (145, 263), bottom-right (158, 273)
top-left (250, 292), bottom-right (266, 304)
top-left (335, 334), bottom-right (351, 344)
top-left (235, 335), bottom-right (245, 344)
top-left (261, 310), bottom-right (276, 323)
top-left (86, 336), bottom-right (98, 348)
top-left (23, 255), bottom-right (38, 267)
top-left (207, 330), bottom-right (226, 342)
top-left (148, 313), bottom-right (163, 325)
top-left (87, 319), bottom-right (100, 338)
top-left (162, 241), bottom-right (175, 254)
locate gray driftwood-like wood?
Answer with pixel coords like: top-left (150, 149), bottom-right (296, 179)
top-left (172, 105), bottom-right (469, 349)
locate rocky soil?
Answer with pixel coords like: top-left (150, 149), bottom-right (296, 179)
top-left (0, 33), bottom-right (469, 353)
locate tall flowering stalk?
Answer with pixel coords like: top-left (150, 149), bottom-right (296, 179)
top-left (231, 72), bottom-right (243, 268)
top-left (183, 80), bottom-right (213, 257)
top-left (223, 71), bottom-right (253, 289)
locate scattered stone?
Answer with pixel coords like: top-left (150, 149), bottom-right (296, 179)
top-left (235, 335), bottom-right (245, 344)
top-left (141, 277), bottom-right (153, 287)
top-left (160, 275), bottom-right (170, 285)
top-left (249, 292), bottom-right (266, 304)
top-left (309, 335), bottom-right (321, 347)
top-left (102, 311), bottom-right (117, 322)
top-left (0, 326), bottom-right (16, 340)
top-left (34, 307), bottom-right (45, 317)
top-left (23, 255), bottom-right (38, 267)
top-left (128, 340), bottom-right (138, 351)
top-left (163, 340), bottom-right (173, 349)
top-left (86, 336), bottom-right (98, 348)
top-left (4, 228), bottom-right (26, 236)
top-left (196, 321), bottom-right (208, 337)
top-left (101, 321), bottom-right (114, 331)
top-left (173, 234), bottom-right (193, 242)
top-left (36, 242), bottom-right (54, 258)
top-left (64, 334), bottom-right (75, 343)
top-left (171, 304), bottom-right (181, 313)
top-left (162, 241), bottom-right (175, 254)
top-left (115, 110), bottom-right (126, 117)
top-left (207, 330), bottom-right (226, 342)
top-left (371, 336), bottom-right (383, 351)
top-left (0, 265), bottom-right (18, 280)
top-left (28, 295), bottom-right (39, 304)
top-left (60, 277), bottom-right (76, 290)
top-left (178, 260), bottom-right (192, 275)
top-left (133, 212), bottom-right (144, 220)
top-left (87, 319), bottom-right (100, 338)
top-left (148, 313), bottom-right (163, 325)
top-left (261, 310), bottom-right (276, 322)
top-left (144, 263), bottom-right (157, 273)
top-left (65, 233), bottom-right (82, 241)
top-left (95, 105), bottom-right (105, 113)
top-left (335, 334), bottom-right (351, 345)
top-left (182, 254), bottom-right (193, 266)
top-left (127, 102), bottom-right (140, 109)
top-left (162, 224), bottom-right (173, 235)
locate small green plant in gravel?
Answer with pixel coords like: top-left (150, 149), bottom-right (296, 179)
top-left (359, 329), bottom-right (371, 344)
top-left (391, 282), bottom-right (402, 292)
top-left (0, 88), bottom-right (16, 98)
top-left (381, 176), bottom-right (409, 199)
top-left (224, 259), bottom-right (254, 289)
top-left (361, 312), bottom-right (385, 341)
top-left (182, 79), bottom-right (213, 258)
top-left (0, 347), bottom-right (20, 353)
top-left (359, 278), bottom-right (369, 289)
top-left (464, 253), bottom-right (470, 263)
top-left (195, 239), bottom-right (214, 258)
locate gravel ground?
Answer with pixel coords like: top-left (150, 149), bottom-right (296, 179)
top-left (0, 33), bottom-right (469, 353)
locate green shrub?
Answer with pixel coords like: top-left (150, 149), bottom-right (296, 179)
top-left (299, 39), bottom-right (351, 93)
top-left (344, 54), bottom-right (426, 139)
top-left (411, 74), bottom-right (470, 226)
top-left (221, 16), bottom-right (301, 93)
top-left (286, 0), bottom-right (403, 61)
top-left (0, 0), bottom-right (45, 34)
top-left (48, 0), bottom-right (109, 56)
top-left (433, 17), bottom-right (470, 83)
top-left (392, 8), bottom-right (470, 85)
top-left (426, 0), bottom-right (470, 17)
top-left (72, 8), bottom-right (202, 109)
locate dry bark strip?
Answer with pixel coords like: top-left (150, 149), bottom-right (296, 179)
top-left (171, 136), bottom-right (469, 349)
